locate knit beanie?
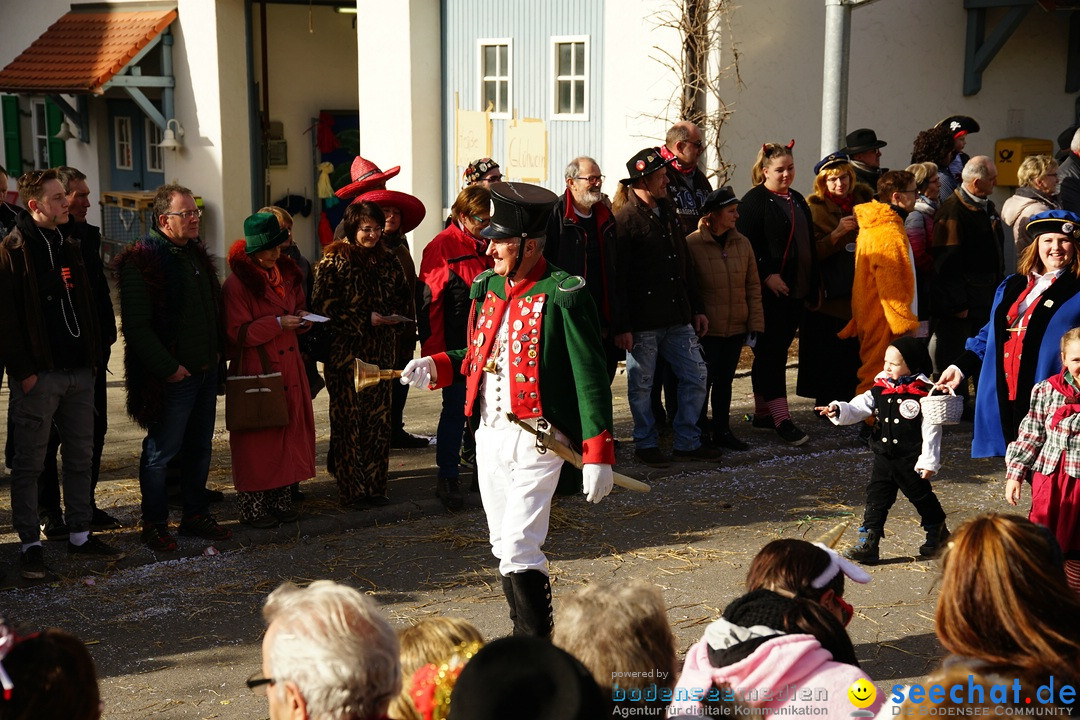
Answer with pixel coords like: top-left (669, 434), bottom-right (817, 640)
top-left (890, 337), bottom-right (932, 377)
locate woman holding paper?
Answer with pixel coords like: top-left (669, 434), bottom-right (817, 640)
top-left (222, 212), bottom-right (316, 527)
top-left (311, 200), bottom-right (412, 506)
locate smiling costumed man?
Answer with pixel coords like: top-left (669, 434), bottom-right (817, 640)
top-left (401, 182), bottom-right (616, 638)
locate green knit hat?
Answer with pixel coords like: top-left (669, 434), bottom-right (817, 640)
top-left (243, 212), bottom-right (289, 255)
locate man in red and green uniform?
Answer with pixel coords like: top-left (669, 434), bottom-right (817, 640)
top-left (401, 182), bottom-right (615, 638)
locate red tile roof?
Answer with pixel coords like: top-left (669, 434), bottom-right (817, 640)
top-left (0, 7), bottom-right (177, 94)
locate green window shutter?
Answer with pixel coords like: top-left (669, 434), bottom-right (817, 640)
top-left (2, 95), bottom-right (22, 175)
top-left (45, 99), bottom-right (66, 167)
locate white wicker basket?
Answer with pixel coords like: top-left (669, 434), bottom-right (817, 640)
top-left (920, 387), bottom-right (963, 425)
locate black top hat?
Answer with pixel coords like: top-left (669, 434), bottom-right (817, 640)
top-left (700, 186), bottom-right (739, 215)
top-left (841, 128), bottom-right (887, 155)
top-left (446, 636), bottom-right (605, 720)
top-left (814, 151), bottom-right (851, 175)
top-left (480, 182), bottom-right (558, 240)
top-left (936, 115), bottom-right (980, 139)
top-left (619, 147), bottom-right (673, 185)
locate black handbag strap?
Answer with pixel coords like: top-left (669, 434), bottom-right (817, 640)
top-left (230, 322), bottom-right (275, 376)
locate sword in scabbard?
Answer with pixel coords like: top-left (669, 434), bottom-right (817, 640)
top-left (505, 412), bottom-right (650, 493)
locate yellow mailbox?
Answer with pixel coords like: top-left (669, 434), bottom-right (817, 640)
top-left (995, 137), bottom-right (1054, 186)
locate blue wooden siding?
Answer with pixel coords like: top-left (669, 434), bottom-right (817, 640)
top-left (441, 0), bottom-right (604, 208)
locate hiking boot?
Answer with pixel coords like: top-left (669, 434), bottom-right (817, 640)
top-left (39, 513), bottom-right (69, 541)
top-left (437, 476), bottom-right (465, 512)
top-left (776, 420), bottom-right (809, 446)
top-left (673, 445), bottom-right (723, 462)
top-left (20, 545), bottom-right (46, 580)
top-left (391, 431), bottom-right (431, 449)
top-left (91, 508), bottom-right (123, 530)
top-left (68, 535), bottom-right (125, 558)
top-left (141, 522), bottom-right (178, 551)
top-left (290, 484), bottom-right (306, 503)
top-left (845, 527), bottom-right (882, 564)
top-left (919, 522), bottom-right (950, 558)
top-left (715, 430), bottom-right (750, 451)
top-left (179, 514), bottom-right (233, 541)
top-left (634, 447), bottom-right (672, 468)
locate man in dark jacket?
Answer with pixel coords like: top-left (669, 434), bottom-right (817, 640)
top-left (545, 156), bottom-right (622, 380)
top-left (841, 128), bottom-right (888, 189)
top-left (661, 122), bottom-right (713, 235)
top-left (115, 183), bottom-right (231, 551)
top-left (1058, 128), bottom-right (1080, 214)
top-left (0, 169), bottom-right (120, 579)
top-left (36, 167), bottom-right (120, 540)
top-left (930, 156), bottom-right (1004, 398)
top-left (614, 149), bottom-right (718, 468)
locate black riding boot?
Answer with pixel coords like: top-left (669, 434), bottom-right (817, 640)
top-left (509, 570), bottom-right (553, 638)
top-left (501, 574), bottom-right (518, 630)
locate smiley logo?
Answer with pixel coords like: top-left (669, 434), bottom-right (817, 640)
top-left (848, 679), bottom-right (877, 709)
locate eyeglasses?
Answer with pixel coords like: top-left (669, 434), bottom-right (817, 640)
top-left (686, 140), bottom-right (704, 149)
top-left (574, 175), bottom-right (605, 185)
top-left (246, 672), bottom-right (275, 695)
top-left (898, 189), bottom-right (920, 195)
top-left (470, 215), bottom-right (491, 226)
top-left (164, 209), bottom-right (203, 220)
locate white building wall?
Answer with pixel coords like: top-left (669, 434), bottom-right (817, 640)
top-left (601, 0), bottom-right (1074, 210)
top-left (356, 0), bottom-right (442, 266)
top-left (252, 4), bottom-right (359, 260)
top-left (171, 0), bottom-right (252, 260)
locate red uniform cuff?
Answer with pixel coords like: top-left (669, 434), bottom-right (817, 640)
top-left (431, 353), bottom-right (455, 389)
top-left (582, 429), bottom-right (616, 465)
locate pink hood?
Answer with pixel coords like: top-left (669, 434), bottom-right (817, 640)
top-left (668, 633), bottom-right (883, 717)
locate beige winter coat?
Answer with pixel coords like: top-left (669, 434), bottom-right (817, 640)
top-left (686, 221), bottom-right (765, 337)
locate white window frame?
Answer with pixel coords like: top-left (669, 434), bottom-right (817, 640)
top-left (477, 38), bottom-right (512, 120)
top-left (114, 116), bottom-right (133, 171)
top-left (30, 99), bottom-right (50, 169)
top-left (550, 35), bottom-right (589, 121)
top-left (145, 118), bottom-right (164, 172)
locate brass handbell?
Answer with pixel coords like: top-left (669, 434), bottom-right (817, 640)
top-left (353, 358), bottom-right (403, 391)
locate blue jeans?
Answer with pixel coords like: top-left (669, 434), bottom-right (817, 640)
top-left (626, 324), bottom-right (707, 451)
top-left (8, 369), bottom-right (95, 543)
top-left (436, 383), bottom-right (468, 479)
top-left (139, 368), bottom-right (218, 524)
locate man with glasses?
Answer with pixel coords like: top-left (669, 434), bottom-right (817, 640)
top-left (36, 167), bottom-right (121, 541)
top-left (545, 156), bottom-right (622, 380)
top-left (661, 121), bottom-right (713, 235)
top-left (115, 183), bottom-right (231, 551)
top-left (0, 169), bottom-right (120, 579)
top-left (252, 580), bottom-right (400, 720)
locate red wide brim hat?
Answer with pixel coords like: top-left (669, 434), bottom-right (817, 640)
top-left (355, 189), bottom-right (427, 234)
top-left (334, 156), bottom-right (401, 200)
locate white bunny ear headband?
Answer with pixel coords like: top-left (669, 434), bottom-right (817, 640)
top-left (811, 542), bottom-right (871, 589)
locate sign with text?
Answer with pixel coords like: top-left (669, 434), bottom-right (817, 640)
top-left (455, 109), bottom-right (491, 169)
top-left (505, 117), bottom-right (547, 182)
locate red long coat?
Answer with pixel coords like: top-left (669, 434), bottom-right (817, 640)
top-left (222, 240), bottom-right (316, 492)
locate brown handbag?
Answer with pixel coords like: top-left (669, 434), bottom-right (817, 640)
top-left (225, 322), bottom-right (289, 432)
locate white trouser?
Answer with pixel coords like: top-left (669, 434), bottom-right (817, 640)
top-left (475, 420), bottom-right (566, 576)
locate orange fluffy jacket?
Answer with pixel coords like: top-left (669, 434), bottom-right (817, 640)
top-left (839, 200), bottom-right (920, 393)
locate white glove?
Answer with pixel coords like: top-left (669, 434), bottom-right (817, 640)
top-left (400, 357), bottom-right (436, 388)
top-left (582, 464), bottom-right (614, 504)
